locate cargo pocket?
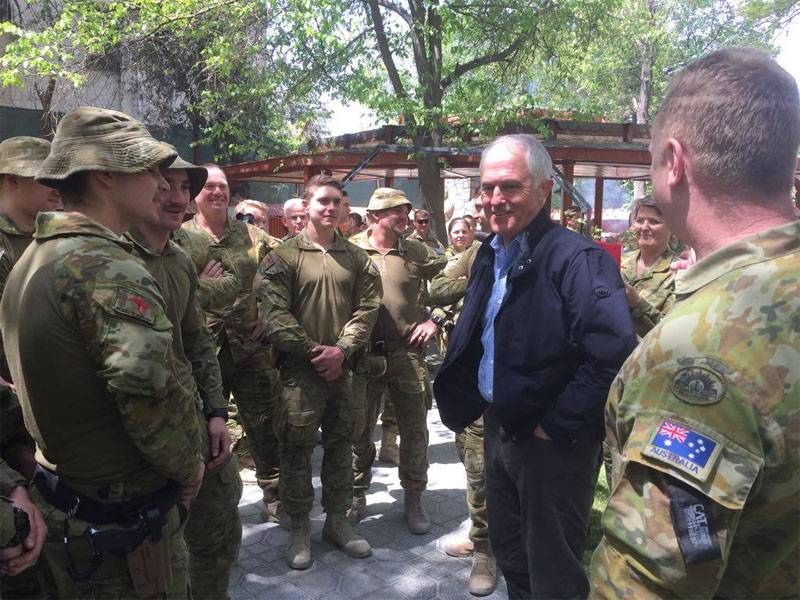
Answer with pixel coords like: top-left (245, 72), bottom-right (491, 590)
top-left (281, 385), bottom-right (317, 447)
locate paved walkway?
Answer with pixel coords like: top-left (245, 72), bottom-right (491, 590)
top-left (229, 404), bottom-right (508, 599)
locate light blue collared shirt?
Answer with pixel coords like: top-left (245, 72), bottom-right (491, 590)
top-left (478, 233), bottom-right (523, 402)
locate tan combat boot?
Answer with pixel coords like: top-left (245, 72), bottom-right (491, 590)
top-left (404, 489), bottom-right (430, 534)
top-left (322, 513), bottom-right (372, 558)
top-left (378, 429), bottom-right (399, 466)
top-left (286, 516), bottom-right (312, 570)
top-left (468, 553), bottom-right (497, 597)
top-left (444, 538), bottom-right (474, 557)
top-left (346, 494), bottom-right (367, 524)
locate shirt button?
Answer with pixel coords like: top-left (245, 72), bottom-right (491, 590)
top-left (518, 265), bottom-right (524, 270)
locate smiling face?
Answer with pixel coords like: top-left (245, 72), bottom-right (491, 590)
top-left (307, 185), bottom-right (342, 231)
top-left (195, 165), bottom-right (229, 221)
top-left (371, 204), bottom-right (411, 238)
top-left (480, 142), bottom-right (552, 243)
top-left (114, 166), bottom-right (169, 230)
top-left (632, 204), bottom-right (671, 254)
top-left (449, 220), bottom-right (474, 253)
top-left (148, 168), bottom-right (191, 232)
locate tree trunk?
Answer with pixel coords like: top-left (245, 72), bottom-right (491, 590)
top-left (414, 130), bottom-right (447, 245)
top-left (35, 77), bottom-right (58, 139)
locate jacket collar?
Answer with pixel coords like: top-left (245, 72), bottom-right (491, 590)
top-left (676, 220), bottom-right (800, 296)
top-left (33, 211), bottom-right (133, 251)
top-left (476, 209), bottom-right (554, 277)
top-left (294, 228), bottom-right (349, 252)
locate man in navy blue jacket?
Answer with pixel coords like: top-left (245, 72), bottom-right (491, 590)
top-left (434, 134), bottom-right (636, 599)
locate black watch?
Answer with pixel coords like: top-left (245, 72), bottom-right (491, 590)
top-left (430, 313), bottom-right (446, 327)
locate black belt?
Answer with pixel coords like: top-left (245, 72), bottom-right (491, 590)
top-left (33, 465), bottom-right (179, 525)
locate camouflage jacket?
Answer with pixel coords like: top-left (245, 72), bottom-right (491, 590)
top-left (129, 231), bottom-right (226, 425)
top-left (181, 216), bottom-right (278, 364)
top-left (590, 220), bottom-right (800, 599)
top-left (172, 226), bottom-right (240, 311)
top-left (254, 230), bottom-right (382, 360)
top-left (0, 458), bottom-right (27, 548)
top-left (621, 247), bottom-right (677, 338)
top-left (0, 212), bottom-right (201, 495)
top-left (0, 213), bottom-right (33, 300)
top-left (408, 229), bottom-right (447, 256)
top-left (429, 240), bottom-right (481, 308)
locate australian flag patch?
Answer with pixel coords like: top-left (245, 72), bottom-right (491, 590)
top-left (643, 419), bottom-right (722, 482)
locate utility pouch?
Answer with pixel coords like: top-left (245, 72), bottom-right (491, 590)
top-left (357, 354), bottom-right (387, 379)
top-left (126, 536), bottom-right (173, 599)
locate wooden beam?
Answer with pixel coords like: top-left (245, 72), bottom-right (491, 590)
top-left (561, 161), bottom-right (575, 225)
top-left (594, 177), bottom-right (604, 229)
top-left (384, 175), bottom-right (394, 187)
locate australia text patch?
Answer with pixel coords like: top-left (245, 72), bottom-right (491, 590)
top-left (643, 419), bottom-right (722, 482)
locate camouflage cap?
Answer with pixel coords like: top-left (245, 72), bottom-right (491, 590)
top-left (166, 154), bottom-right (207, 200)
top-left (0, 136), bottom-right (51, 178)
top-left (35, 106), bottom-right (177, 188)
top-left (367, 187), bottom-right (412, 212)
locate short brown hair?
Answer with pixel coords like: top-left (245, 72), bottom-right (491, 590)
top-left (631, 195), bottom-right (661, 219)
top-left (651, 47), bottom-right (800, 199)
top-left (303, 174), bottom-right (342, 201)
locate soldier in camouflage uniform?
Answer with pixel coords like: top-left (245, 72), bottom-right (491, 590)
top-left (182, 164), bottom-right (284, 520)
top-left (129, 156), bottom-right (243, 599)
top-left (407, 208), bottom-right (446, 256)
top-left (590, 49), bottom-right (800, 598)
top-left (254, 175), bottom-right (381, 569)
top-left (620, 195), bottom-right (677, 338)
top-left (429, 214), bottom-right (496, 597)
top-left (0, 137), bottom-right (62, 299)
top-left (349, 188), bottom-right (446, 535)
top-left (0, 107), bottom-right (205, 598)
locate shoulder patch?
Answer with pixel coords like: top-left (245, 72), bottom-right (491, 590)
top-left (643, 419), bottom-right (722, 483)
top-left (108, 287), bottom-right (157, 326)
top-left (671, 365), bottom-right (726, 405)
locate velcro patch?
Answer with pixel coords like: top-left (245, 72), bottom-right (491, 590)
top-left (643, 419), bottom-right (722, 483)
top-left (110, 288), bottom-right (157, 326)
top-left (668, 479), bottom-right (722, 565)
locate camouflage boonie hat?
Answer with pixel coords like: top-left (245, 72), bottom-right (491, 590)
top-left (0, 137), bottom-right (50, 178)
top-left (167, 154), bottom-right (207, 200)
top-left (367, 187), bottom-right (412, 212)
top-left (36, 106), bottom-right (177, 188)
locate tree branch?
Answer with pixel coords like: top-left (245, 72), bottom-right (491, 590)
top-left (366, 0), bottom-right (408, 99)
top-left (363, 0), bottom-right (412, 27)
top-left (441, 34), bottom-right (526, 90)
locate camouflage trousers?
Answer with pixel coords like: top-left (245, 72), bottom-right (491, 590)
top-left (380, 394), bottom-right (399, 436)
top-left (353, 349), bottom-right (429, 496)
top-left (455, 417), bottom-right (491, 555)
top-left (29, 487), bottom-right (188, 599)
top-left (276, 360), bottom-right (355, 518)
top-left (185, 455), bottom-right (243, 600)
top-left (218, 340), bottom-right (280, 502)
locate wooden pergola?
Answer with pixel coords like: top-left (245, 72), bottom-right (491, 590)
top-left (223, 120), bottom-right (800, 228)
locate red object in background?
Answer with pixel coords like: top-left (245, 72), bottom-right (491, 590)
top-left (597, 241), bottom-right (622, 269)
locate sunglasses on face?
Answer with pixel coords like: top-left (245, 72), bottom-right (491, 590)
top-left (415, 219), bottom-right (429, 224)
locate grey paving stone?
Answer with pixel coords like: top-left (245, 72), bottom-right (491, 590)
top-left (228, 402), bottom-right (509, 600)
top-left (339, 566), bottom-right (385, 597)
top-left (392, 573), bottom-right (438, 599)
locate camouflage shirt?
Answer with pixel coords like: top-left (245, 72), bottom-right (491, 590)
top-left (128, 230), bottom-right (226, 423)
top-left (0, 458), bottom-right (27, 548)
top-left (181, 216), bottom-right (278, 364)
top-left (254, 230), bottom-right (381, 359)
top-left (0, 213), bottom-right (34, 300)
top-left (351, 230), bottom-right (445, 343)
top-left (0, 212), bottom-right (201, 496)
top-left (430, 240), bottom-right (481, 308)
top-left (590, 220), bottom-right (800, 599)
top-left (621, 247), bottom-right (677, 338)
top-left (172, 226), bottom-right (240, 312)
top-left (408, 229), bottom-right (447, 256)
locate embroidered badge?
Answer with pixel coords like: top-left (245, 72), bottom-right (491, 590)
top-left (110, 288), bottom-right (157, 326)
top-left (643, 419), bottom-right (722, 482)
top-left (671, 366), bottom-right (726, 405)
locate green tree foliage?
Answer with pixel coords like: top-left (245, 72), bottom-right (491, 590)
top-left (0, 0), bottom-right (325, 159)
